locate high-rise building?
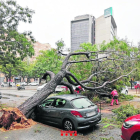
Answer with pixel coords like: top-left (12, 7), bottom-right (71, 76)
top-left (71, 7), bottom-right (117, 52)
top-left (95, 7), bottom-right (117, 44)
top-left (71, 15), bottom-right (95, 52)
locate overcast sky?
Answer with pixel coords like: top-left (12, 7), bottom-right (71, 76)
top-left (16, 0), bottom-right (140, 48)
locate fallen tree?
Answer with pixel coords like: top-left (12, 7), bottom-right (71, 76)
top-left (0, 48), bottom-right (139, 130)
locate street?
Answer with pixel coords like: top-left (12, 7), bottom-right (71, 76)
top-left (0, 87), bottom-right (139, 140)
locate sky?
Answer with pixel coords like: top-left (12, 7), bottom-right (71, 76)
top-left (16, 0), bottom-right (140, 49)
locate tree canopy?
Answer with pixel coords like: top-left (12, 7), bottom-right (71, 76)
top-left (0, 0), bottom-right (35, 84)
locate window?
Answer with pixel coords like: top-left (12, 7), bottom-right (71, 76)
top-left (71, 98), bottom-right (94, 109)
top-left (54, 98), bottom-right (66, 108)
top-left (42, 98), bottom-right (55, 107)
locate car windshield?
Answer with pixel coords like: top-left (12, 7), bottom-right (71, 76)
top-left (71, 98), bottom-right (95, 109)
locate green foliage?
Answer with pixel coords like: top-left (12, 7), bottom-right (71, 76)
top-left (34, 49), bottom-right (63, 78)
top-left (0, 104), bottom-right (8, 109)
top-left (93, 96), bottom-right (100, 102)
top-left (55, 39), bottom-right (65, 52)
top-left (58, 90), bottom-right (70, 95)
top-left (119, 94), bottom-right (133, 101)
top-left (113, 104), bottom-right (140, 122)
top-left (0, 0), bottom-right (35, 84)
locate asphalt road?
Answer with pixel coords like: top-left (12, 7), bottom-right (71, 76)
top-left (1, 87), bottom-right (136, 139)
top-left (0, 86), bottom-right (37, 107)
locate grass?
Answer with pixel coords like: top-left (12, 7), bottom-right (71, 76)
top-left (0, 104), bottom-right (8, 110)
top-left (34, 126), bottom-right (41, 133)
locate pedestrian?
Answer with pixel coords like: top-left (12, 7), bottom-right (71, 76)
top-left (74, 85), bottom-right (84, 94)
top-left (110, 89), bottom-right (119, 106)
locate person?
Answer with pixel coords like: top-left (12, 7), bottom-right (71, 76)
top-left (74, 86), bottom-right (84, 94)
top-left (110, 89), bottom-right (119, 106)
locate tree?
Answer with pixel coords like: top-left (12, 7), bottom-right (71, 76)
top-left (0, 39), bottom-right (139, 130)
top-left (55, 39), bottom-right (65, 53)
top-left (32, 49), bottom-right (63, 83)
top-left (0, 0), bottom-right (35, 86)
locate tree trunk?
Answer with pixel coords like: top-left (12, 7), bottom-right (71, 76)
top-left (9, 71), bottom-right (11, 87)
top-left (18, 70), bottom-right (66, 118)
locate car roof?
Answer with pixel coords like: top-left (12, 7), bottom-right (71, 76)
top-left (47, 94), bottom-right (86, 101)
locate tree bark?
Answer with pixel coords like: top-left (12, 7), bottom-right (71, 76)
top-left (18, 70), bottom-right (66, 117)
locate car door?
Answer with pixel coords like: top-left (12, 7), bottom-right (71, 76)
top-left (37, 98), bottom-right (56, 123)
top-left (49, 98), bottom-right (67, 124)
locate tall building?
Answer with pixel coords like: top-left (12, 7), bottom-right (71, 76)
top-left (71, 7), bottom-right (117, 52)
top-left (71, 15), bottom-right (95, 52)
top-left (95, 7), bottom-right (117, 44)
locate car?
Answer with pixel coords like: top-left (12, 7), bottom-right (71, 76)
top-left (1, 82), bottom-right (15, 87)
top-left (28, 81), bottom-right (39, 86)
top-left (0, 92), bottom-right (2, 99)
top-left (121, 86), bottom-right (128, 95)
top-left (121, 114), bottom-right (140, 140)
top-left (16, 82), bottom-right (27, 86)
top-left (30, 94), bottom-right (101, 130)
top-left (20, 82), bottom-right (27, 86)
top-left (37, 84), bottom-right (66, 92)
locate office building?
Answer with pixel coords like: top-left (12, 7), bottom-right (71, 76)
top-left (71, 7), bottom-right (117, 52)
top-left (95, 7), bottom-right (117, 44)
top-left (71, 15), bottom-right (95, 52)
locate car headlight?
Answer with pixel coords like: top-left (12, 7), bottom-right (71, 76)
top-left (123, 121), bottom-right (139, 128)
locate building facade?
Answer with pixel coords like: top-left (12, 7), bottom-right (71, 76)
top-left (71, 7), bottom-right (117, 52)
top-left (95, 7), bottom-right (117, 44)
top-left (71, 15), bottom-right (95, 52)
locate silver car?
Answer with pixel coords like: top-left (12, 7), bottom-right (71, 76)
top-left (31, 94), bottom-right (101, 130)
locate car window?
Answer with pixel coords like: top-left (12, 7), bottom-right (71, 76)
top-left (71, 98), bottom-right (95, 109)
top-left (54, 98), bottom-right (66, 108)
top-left (42, 98), bottom-right (55, 107)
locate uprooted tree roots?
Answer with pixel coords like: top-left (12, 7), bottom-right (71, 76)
top-left (0, 108), bottom-right (36, 131)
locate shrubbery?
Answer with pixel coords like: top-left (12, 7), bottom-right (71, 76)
top-left (118, 93), bottom-right (133, 101)
top-left (57, 90), bottom-right (70, 95)
top-left (113, 104), bottom-right (140, 122)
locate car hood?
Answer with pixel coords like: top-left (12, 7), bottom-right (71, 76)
top-left (125, 114), bottom-right (140, 122)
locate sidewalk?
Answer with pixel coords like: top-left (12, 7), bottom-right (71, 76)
top-left (0, 123), bottom-right (88, 140)
top-left (128, 88), bottom-right (140, 96)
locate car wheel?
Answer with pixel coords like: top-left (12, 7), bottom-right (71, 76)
top-left (132, 133), bottom-right (140, 140)
top-left (30, 112), bottom-right (37, 121)
top-left (63, 119), bottom-right (74, 130)
top-left (125, 90), bottom-right (128, 95)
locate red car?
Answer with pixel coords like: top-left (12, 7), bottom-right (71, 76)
top-left (121, 114), bottom-right (140, 140)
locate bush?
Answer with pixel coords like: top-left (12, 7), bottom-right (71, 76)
top-left (119, 93), bottom-right (133, 101)
top-left (112, 104), bottom-right (140, 122)
top-left (105, 98), bottom-right (111, 103)
top-left (93, 96), bottom-right (100, 103)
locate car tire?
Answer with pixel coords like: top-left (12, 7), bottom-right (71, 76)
top-left (30, 111), bottom-right (37, 121)
top-left (63, 119), bottom-right (75, 130)
top-left (131, 133), bottom-right (140, 140)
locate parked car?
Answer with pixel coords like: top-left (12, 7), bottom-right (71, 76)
top-left (121, 114), bottom-right (140, 140)
top-left (37, 84), bottom-right (67, 92)
top-left (0, 92), bottom-right (2, 99)
top-left (30, 94), bottom-right (101, 130)
top-left (16, 82), bottom-right (27, 86)
top-left (20, 82), bottom-right (27, 86)
top-left (1, 82), bottom-right (15, 87)
top-left (37, 84), bottom-right (84, 93)
top-left (28, 81), bottom-right (39, 86)
top-left (121, 86), bottom-right (128, 95)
